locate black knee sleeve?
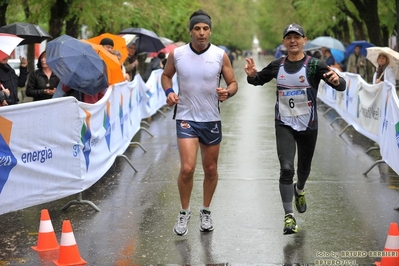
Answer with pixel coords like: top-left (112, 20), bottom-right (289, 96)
top-left (279, 169), bottom-right (295, 184)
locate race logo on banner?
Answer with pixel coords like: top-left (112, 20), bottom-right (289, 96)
top-left (396, 122), bottom-right (399, 148)
top-left (0, 116), bottom-right (17, 193)
top-left (104, 102), bottom-right (112, 151)
top-left (81, 110), bottom-right (92, 171)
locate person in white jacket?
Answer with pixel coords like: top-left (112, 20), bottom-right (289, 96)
top-left (373, 52), bottom-right (396, 86)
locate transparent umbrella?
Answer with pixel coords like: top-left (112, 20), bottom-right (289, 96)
top-left (366, 46), bottom-right (399, 79)
top-left (311, 36), bottom-right (345, 52)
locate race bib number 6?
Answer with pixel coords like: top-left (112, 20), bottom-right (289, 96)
top-left (278, 88), bottom-right (309, 117)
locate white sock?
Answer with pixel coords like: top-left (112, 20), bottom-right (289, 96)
top-left (181, 208), bottom-right (190, 213)
top-left (296, 187), bottom-right (304, 195)
top-left (201, 206), bottom-right (210, 212)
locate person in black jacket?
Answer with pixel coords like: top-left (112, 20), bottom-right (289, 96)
top-left (26, 51), bottom-right (59, 101)
top-left (0, 55), bottom-right (29, 105)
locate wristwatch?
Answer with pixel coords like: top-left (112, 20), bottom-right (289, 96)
top-left (227, 91), bottom-right (231, 98)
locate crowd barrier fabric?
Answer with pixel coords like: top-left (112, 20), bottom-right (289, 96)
top-left (0, 73), bottom-right (177, 215)
top-left (2, 68), bottom-right (396, 215)
top-left (318, 72), bottom-right (399, 175)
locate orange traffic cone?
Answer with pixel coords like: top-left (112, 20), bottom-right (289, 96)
top-left (53, 220), bottom-right (87, 266)
top-left (31, 209), bottom-right (59, 252)
top-left (375, 222), bottom-right (399, 266)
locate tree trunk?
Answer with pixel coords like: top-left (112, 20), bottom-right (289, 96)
top-left (338, 1), bottom-right (366, 41)
top-left (65, 15), bottom-right (79, 38)
top-left (49, 0), bottom-right (72, 38)
top-left (338, 18), bottom-right (350, 44)
top-left (352, 20), bottom-right (366, 41)
top-left (20, 0), bottom-right (35, 73)
top-left (0, 1), bottom-right (8, 26)
top-left (350, 0), bottom-right (383, 46)
top-left (396, 0), bottom-right (399, 51)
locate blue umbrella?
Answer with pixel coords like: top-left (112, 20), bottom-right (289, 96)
top-left (331, 48), bottom-right (345, 63)
top-left (218, 45), bottom-right (230, 53)
top-left (346, 40), bottom-right (374, 57)
top-left (274, 44), bottom-right (285, 58)
top-left (46, 35), bottom-right (108, 96)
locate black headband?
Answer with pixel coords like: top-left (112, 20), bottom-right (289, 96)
top-left (189, 14), bottom-right (211, 31)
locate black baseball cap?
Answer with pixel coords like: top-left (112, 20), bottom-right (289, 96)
top-left (283, 23), bottom-right (305, 38)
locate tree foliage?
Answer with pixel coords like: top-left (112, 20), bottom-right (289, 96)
top-left (0, 0), bottom-right (397, 51)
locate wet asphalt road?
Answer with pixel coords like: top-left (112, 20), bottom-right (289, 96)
top-left (1, 55), bottom-right (399, 266)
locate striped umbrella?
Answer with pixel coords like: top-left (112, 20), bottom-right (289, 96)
top-left (0, 33), bottom-right (24, 60)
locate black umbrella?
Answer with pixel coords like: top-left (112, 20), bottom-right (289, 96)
top-left (0, 22), bottom-right (52, 45)
top-left (119, 27), bottom-right (164, 53)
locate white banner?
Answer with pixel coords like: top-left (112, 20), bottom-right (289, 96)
top-left (379, 86), bottom-right (399, 174)
top-left (0, 97), bottom-right (82, 211)
top-left (0, 72), bottom-right (177, 215)
top-left (357, 81), bottom-right (382, 137)
top-left (139, 69), bottom-right (178, 119)
top-left (318, 72), bottom-right (399, 175)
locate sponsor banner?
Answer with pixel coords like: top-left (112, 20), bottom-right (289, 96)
top-left (356, 81), bottom-right (382, 137)
top-left (379, 85), bottom-right (399, 174)
top-left (319, 72), bottom-right (399, 175)
top-left (0, 72), bottom-right (177, 215)
top-left (139, 70), bottom-right (178, 119)
top-left (0, 97), bottom-right (82, 213)
top-left (342, 73), bottom-right (361, 122)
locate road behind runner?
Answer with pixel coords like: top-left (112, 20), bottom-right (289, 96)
top-left (1, 55), bottom-right (399, 265)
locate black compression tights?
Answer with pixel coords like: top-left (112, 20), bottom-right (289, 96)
top-left (275, 125), bottom-right (318, 190)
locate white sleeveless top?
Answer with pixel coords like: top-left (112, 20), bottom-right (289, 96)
top-left (276, 56), bottom-right (316, 131)
top-left (173, 43), bottom-right (224, 122)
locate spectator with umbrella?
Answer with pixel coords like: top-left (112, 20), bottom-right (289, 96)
top-left (46, 35), bottom-right (109, 103)
top-left (321, 47), bottom-right (335, 66)
top-left (0, 22), bottom-right (52, 73)
top-left (123, 40), bottom-right (139, 81)
top-left (373, 52), bottom-right (396, 86)
top-left (366, 47), bottom-right (399, 87)
top-left (0, 33), bottom-right (24, 105)
top-left (99, 37), bottom-right (114, 53)
top-left (346, 45), bottom-right (367, 79)
top-left (143, 52), bottom-right (165, 82)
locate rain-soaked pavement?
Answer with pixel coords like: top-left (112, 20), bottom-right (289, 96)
top-left (1, 55), bottom-right (399, 266)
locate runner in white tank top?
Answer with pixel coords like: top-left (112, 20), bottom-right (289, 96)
top-left (161, 9), bottom-right (238, 236)
top-left (173, 43), bottom-right (224, 122)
